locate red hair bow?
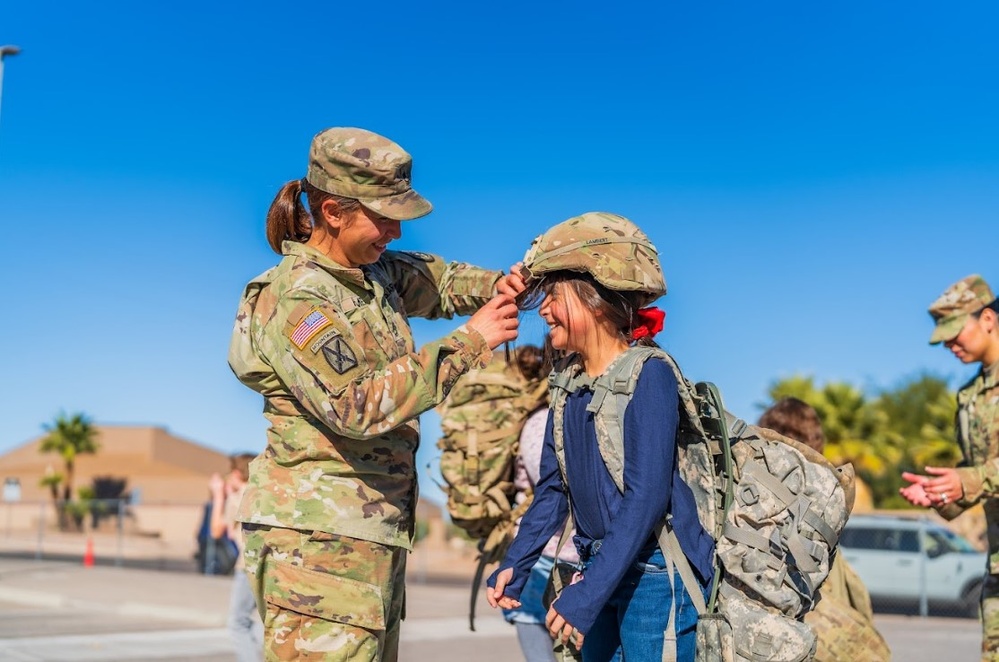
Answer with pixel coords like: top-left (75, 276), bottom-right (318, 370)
top-left (632, 307), bottom-right (666, 340)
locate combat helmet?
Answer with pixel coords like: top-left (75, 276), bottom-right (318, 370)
top-left (521, 212), bottom-right (666, 306)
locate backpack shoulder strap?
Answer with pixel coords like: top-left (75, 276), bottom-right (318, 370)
top-left (589, 347), bottom-right (708, 490)
top-left (587, 347), bottom-right (658, 492)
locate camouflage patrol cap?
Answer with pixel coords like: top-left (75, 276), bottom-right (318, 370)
top-left (521, 212), bottom-right (666, 305)
top-left (928, 274), bottom-right (996, 344)
top-left (306, 127), bottom-right (432, 221)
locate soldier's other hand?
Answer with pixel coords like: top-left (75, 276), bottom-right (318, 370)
top-left (920, 466), bottom-right (964, 505)
top-left (900, 472), bottom-right (933, 507)
top-left (467, 295), bottom-right (519, 350)
top-left (899, 482), bottom-right (932, 507)
top-left (496, 264), bottom-right (526, 299)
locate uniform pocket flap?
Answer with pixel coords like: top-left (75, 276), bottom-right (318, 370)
top-left (265, 559), bottom-right (386, 631)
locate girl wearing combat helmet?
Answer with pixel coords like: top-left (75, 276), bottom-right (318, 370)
top-left (487, 213), bottom-right (714, 662)
top-left (228, 127), bottom-right (521, 662)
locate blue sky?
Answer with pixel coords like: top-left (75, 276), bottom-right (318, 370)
top-left (2, 1), bottom-right (997, 503)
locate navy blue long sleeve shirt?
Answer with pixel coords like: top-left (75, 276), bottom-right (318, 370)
top-left (488, 357), bottom-right (715, 635)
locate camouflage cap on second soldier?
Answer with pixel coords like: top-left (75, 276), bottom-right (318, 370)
top-left (306, 127), bottom-right (432, 221)
top-left (927, 274), bottom-right (996, 344)
top-left (521, 211), bottom-right (666, 306)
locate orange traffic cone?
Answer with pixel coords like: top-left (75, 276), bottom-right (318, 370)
top-left (83, 537), bottom-right (95, 567)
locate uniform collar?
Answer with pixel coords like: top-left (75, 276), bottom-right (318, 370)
top-left (281, 240), bottom-right (368, 288)
top-left (983, 359), bottom-right (999, 387)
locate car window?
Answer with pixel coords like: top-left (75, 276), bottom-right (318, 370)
top-left (841, 527), bottom-right (878, 550)
top-left (897, 530), bottom-right (919, 552)
top-left (932, 527), bottom-right (977, 553)
top-left (841, 525), bottom-right (919, 552)
top-left (842, 521), bottom-right (979, 555)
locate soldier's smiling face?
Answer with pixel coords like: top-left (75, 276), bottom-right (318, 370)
top-left (944, 311), bottom-right (997, 364)
top-left (330, 206), bottom-right (402, 268)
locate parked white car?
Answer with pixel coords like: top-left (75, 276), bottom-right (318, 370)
top-left (838, 513), bottom-right (985, 617)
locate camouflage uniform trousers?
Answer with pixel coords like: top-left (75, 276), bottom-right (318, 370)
top-left (982, 574), bottom-right (999, 661)
top-left (242, 524), bottom-right (406, 661)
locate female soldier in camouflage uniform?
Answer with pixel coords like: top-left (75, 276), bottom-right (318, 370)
top-left (901, 274), bottom-right (999, 661)
top-left (228, 127), bottom-right (522, 661)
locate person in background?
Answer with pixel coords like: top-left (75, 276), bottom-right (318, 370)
top-left (758, 398), bottom-right (890, 661)
top-left (504, 344), bottom-right (580, 662)
top-left (210, 453), bottom-right (262, 662)
top-left (900, 274), bottom-right (999, 662)
top-left (228, 126), bottom-right (522, 661)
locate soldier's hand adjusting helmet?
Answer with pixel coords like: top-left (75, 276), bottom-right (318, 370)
top-left (521, 212), bottom-right (666, 307)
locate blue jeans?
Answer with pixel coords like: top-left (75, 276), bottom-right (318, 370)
top-left (583, 547), bottom-right (699, 662)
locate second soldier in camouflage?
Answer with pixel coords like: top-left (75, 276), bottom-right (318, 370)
top-left (901, 274), bottom-right (999, 662)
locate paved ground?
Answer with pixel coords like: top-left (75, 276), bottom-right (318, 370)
top-left (0, 553), bottom-right (984, 661)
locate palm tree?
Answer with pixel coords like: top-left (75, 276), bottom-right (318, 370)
top-left (39, 412), bottom-right (100, 505)
top-left (38, 468), bottom-right (65, 528)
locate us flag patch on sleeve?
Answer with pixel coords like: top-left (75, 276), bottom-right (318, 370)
top-left (288, 308), bottom-right (334, 349)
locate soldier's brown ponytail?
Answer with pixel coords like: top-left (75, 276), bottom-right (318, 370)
top-left (265, 179), bottom-right (312, 254)
top-left (265, 179), bottom-right (362, 254)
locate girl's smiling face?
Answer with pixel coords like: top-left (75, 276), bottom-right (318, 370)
top-left (540, 282), bottom-right (594, 354)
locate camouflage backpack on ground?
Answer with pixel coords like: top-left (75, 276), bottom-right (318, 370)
top-left (436, 350), bottom-right (549, 629)
top-left (548, 347), bottom-right (856, 662)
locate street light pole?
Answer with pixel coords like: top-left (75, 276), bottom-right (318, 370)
top-left (0, 45), bottom-right (22, 131)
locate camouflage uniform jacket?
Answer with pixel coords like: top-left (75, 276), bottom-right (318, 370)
top-left (229, 241), bottom-right (500, 550)
top-left (939, 360), bottom-right (999, 572)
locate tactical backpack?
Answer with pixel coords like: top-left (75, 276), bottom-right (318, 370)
top-left (436, 350), bottom-right (549, 629)
top-left (548, 347), bottom-right (856, 662)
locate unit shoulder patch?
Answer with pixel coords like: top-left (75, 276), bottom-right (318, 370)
top-left (321, 335), bottom-right (359, 375)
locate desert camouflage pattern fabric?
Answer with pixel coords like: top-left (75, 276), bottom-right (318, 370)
top-left (521, 212), bottom-right (666, 307)
top-left (806, 556), bottom-right (890, 661)
top-left (928, 274), bottom-right (996, 344)
top-left (548, 347), bottom-right (855, 662)
top-left (242, 524), bottom-right (405, 662)
top-left (437, 353), bottom-right (549, 551)
top-left (306, 127), bottom-right (432, 222)
top-left (933, 359), bottom-right (999, 660)
top-left (228, 240), bottom-right (500, 549)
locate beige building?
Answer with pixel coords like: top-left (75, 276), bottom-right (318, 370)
top-left (0, 425), bottom-right (231, 504)
top-left (0, 425), bottom-right (232, 555)
top-left (0, 425), bottom-right (459, 567)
